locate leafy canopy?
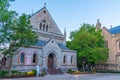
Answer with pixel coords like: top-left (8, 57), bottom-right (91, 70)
top-left (0, 0), bottom-right (38, 57)
top-left (67, 23), bottom-right (108, 66)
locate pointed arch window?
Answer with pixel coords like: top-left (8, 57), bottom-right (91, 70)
top-left (119, 41), bottom-right (120, 50)
top-left (43, 24), bottom-right (45, 31)
top-left (33, 53), bottom-right (37, 63)
top-left (105, 41), bottom-right (108, 47)
top-left (63, 56), bottom-right (66, 64)
top-left (20, 53), bottom-right (25, 63)
top-left (71, 56), bottom-right (73, 64)
top-left (46, 25), bottom-right (48, 31)
top-left (39, 19), bottom-right (49, 31)
top-left (39, 23), bottom-right (42, 30)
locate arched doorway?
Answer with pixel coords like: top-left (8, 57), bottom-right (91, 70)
top-left (48, 53), bottom-right (54, 68)
top-left (47, 53), bottom-right (57, 68)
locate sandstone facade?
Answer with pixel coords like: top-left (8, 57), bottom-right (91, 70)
top-left (10, 6), bottom-right (77, 72)
top-left (96, 20), bottom-right (120, 70)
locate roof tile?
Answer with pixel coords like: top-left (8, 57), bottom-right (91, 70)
top-left (109, 25), bottom-right (120, 34)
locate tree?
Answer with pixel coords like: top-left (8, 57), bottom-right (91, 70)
top-left (0, 0), bottom-right (17, 56)
top-left (67, 23), bottom-right (108, 71)
top-left (0, 0), bottom-right (38, 67)
top-left (0, 0), bottom-right (16, 68)
top-left (2, 14), bottom-right (38, 58)
top-left (0, 0), bottom-right (16, 42)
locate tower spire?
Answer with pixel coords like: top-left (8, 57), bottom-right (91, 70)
top-left (96, 19), bottom-right (101, 31)
top-left (64, 27), bottom-right (66, 37)
top-left (64, 27), bottom-right (67, 45)
top-left (44, 2), bottom-right (46, 7)
top-left (31, 9), bottom-right (33, 16)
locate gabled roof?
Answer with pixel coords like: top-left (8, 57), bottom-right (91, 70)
top-left (31, 7), bottom-right (45, 17)
top-left (30, 6), bottom-right (63, 35)
top-left (109, 25), bottom-right (120, 34)
top-left (34, 40), bottom-right (69, 50)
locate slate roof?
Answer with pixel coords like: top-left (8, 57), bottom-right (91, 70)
top-left (31, 7), bottom-right (45, 17)
top-left (109, 25), bottom-right (120, 34)
top-left (34, 40), bottom-right (69, 50)
top-left (58, 43), bottom-right (69, 50)
top-left (35, 40), bottom-right (47, 46)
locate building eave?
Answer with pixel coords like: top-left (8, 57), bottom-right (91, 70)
top-left (33, 29), bottom-right (65, 39)
top-left (61, 49), bottom-right (76, 53)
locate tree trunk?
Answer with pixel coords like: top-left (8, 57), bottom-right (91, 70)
top-left (82, 63), bottom-right (85, 71)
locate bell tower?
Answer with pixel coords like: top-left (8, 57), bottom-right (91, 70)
top-left (96, 19), bottom-right (101, 31)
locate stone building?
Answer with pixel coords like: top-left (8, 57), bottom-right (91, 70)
top-left (4, 5), bottom-right (77, 73)
top-left (96, 19), bottom-right (120, 70)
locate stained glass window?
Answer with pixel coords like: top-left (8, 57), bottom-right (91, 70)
top-left (33, 53), bottom-right (37, 63)
top-left (20, 53), bottom-right (25, 63)
top-left (63, 56), bottom-right (66, 64)
top-left (71, 56), bottom-right (73, 64)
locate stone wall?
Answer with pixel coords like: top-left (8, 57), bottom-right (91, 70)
top-left (102, 27), bottom-right (120, 70)
top-left (60, 50), bottom-right (77, 72)
top-left (11, 47), bottom-right (43, 70)
top-left (42, 39), bottom-right (62, 69)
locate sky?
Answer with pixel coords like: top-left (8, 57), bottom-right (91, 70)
top-left (9, 0), bottom-right (120, 40)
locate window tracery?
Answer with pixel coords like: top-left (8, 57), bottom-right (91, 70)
top-left (39, 19), bottom-right (49, 31)
top-left (20, 53), bottom-right (25, 63)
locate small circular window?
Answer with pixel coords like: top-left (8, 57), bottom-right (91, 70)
top-left (43, 10), bottom-right (46, 13)
top-left (52, 41), bottom-right (54, 43)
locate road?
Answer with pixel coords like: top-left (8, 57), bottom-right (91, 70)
top-left (1, 73), bottom-right (120, 80)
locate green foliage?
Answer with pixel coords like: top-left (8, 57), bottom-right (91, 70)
top-left (0, 0), bottom-right (16, 57)
top-left (67, 69), bottom-right (74, 74)
top-left (27, 71), bottom-right (35, 76)
top-left (32, 70), bottom-right (37, 75)
top-left (0, 0), bottom-right (16, 43)
top-left (0, 70), bottom-right (9, 77)
top-left (41, 71), bottom-right (45, 76)
top-left (74, 70), bottom-right (81, 74)
top-left (67, 23), bottom-right (108, 67)
top-left (11, 14), bottom-right (38, 47)
top-left (11, 70), bottom-right (20, 74)
top-left (67, 69), bottom-right (81, 74)
top-left (0, 0), bottom-right (38, 58)
top-left (0, 70), bottom-right (38, 78)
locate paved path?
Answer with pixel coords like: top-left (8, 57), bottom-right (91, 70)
top-left (1, 73), bottom-right (120, 80)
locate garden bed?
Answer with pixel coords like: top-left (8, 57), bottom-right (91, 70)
top-left (0, 70), bottom-right (45, 79)
top-left (67, 69), bottom-right (96, 75)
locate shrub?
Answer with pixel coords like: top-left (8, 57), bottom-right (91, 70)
top-left (27, 71), bottom-right (35, 76)
top-left (11, 70), bottom-right (20, 74)
top-left (74, 70), bottom-right (81, 74)
top-left (67, 69), bottom-right (74, 74)
top-left (92, 69), bottom-right (96, 74)
top-left (5, 74), bottom-right (11, 78)
top-left (41, 71), bottom-right (45, 76)
top-left (21, 72), bottom-right (27, 77)
top-left (32, 70), bottom-right (37, 76)
top-left (10, 70), bottom-right (22, 77)
top-left (0, 71), bottom-right (9, 77)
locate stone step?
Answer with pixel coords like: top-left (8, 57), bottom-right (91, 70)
top-left (47, 68), bottom-right (63, 74)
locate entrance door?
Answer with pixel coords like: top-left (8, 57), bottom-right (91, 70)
top-left (48, 54), bottom-right (54, 68)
